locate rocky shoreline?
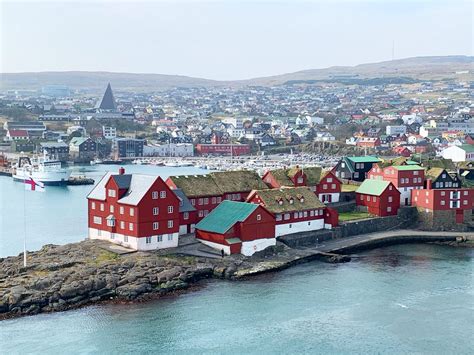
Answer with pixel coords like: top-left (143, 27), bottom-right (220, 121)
top-left (1, 235), bottom-right (471, 321)
top-left (0, 240), bottom-right (350, 320)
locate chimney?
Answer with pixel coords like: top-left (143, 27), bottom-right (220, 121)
top-left (426, 179), bottom-right (432, 190)
top-left (119, 167), bottom-right (125, 175)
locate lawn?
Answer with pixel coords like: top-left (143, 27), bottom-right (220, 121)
top-left (338, 211), bottom-right (371, 222)
top-left (341, 184), bottom-right (359, 192)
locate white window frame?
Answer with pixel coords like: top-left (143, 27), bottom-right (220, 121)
top-left (153, 207), bottom-right (159, 215)
top-left (153, 222), bottom-right (159, 230)
top-left (152, 191), bottom-right (158, 199)
top-left (167, 220), bottom-right (173, 228)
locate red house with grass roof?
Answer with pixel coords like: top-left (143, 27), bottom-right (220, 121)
top-left (247, 186), bottom-right (333, 236)
top-left (356, 179), bottom-right (400, 216)
top-left (195, 200), bottom-right (276, 256)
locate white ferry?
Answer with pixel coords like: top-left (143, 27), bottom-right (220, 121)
top-left (13, 154), bottom-right (71, 185)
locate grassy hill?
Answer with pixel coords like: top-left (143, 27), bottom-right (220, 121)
top-left (1, 56), bottom-right (472, 92)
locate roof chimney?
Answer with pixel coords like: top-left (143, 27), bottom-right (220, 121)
top-left (426, 179), bottom-right (432, 190)
top-left (119, 167), bottom-right (125, 175)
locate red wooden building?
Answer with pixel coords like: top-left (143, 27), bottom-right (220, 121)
top-left (195, 200), bottom-right (276, 256)
top-left (247, 186), bottom-right (334, 237)
top-left (411, 180), bottom-right (474, 229)
top-left (87, 168), bottom-right (180, 250)
top-left (195, 143), bottom-right (250, 156)
top-left (166, 170), bottom-right (268, 224)
top-left (368, 164), bottom-right (425, 206)
top-left (262, 166), bottom-right (342, 203)
top-left (356, 137), bottom-right (381, 148)
top-left (356, 179), bottom-right (401, 216)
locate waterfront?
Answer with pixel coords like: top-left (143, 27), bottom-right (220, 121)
top-left (1, 244), bottom-right (473, 354)
top-left (0, 164), bottom-right (207, 258)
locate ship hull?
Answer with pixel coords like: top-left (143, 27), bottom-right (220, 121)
top-left (13, 170), bottom-right (71, 185)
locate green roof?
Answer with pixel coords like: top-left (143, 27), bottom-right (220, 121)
top-left (195, 200), bottom-right (258, 234)
top-left (356, 179), bottom-right (395, 196)
top-left (347, 156), bottom-right (381, 163)
top-left (392, 165), bottom-right (424, 171)
top-left (461, 144), bottom-right (474, 153)
top-left (225, 238), bottom-right (242, 244)
top-left (425, 167), bottom-right (446, 180)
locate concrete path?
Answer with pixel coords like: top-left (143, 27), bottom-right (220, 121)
top-left (307, 229), bottom-right (474, 254)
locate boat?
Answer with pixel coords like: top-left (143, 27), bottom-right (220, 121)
top-left (101, 159), bottom-right (124, 165)
top-left (12, 154), bottom-right (71, 185)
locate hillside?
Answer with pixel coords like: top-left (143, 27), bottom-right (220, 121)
top-left (0, 56), bottom-right (472, 92)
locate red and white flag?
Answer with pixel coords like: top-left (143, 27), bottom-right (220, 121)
top-left (25, 177), bottom-right (45, 192)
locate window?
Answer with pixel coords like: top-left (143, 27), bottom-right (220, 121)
top-left (389, 185), bottom-right (392, 190)
top-left (299, 212), bottom-right (303, 218)
top-left (441, 191), bottom-right (446, 196)
top-left (152, 191), bottom-right (158, 199)
top-left (129, 223), bottom-right (133, 231)
top-left (361, 195), bottom-right (364, 201)
top-left (198, 198), bottom-right (203, 205)
top-left (284, 213), bottom-right (290, 220)
top-left (183, 212), bottom-right (189, 220)
top-left (204, 210), bottom-right (209, 216)
top-left (110, 205), bottom-right (114, 213)
top-left (212, 197), bottom-right (216, 204)
top-left (331, 184), bottom-right (336, 189)
top-left (157, 235), bottom-right (163, 242)
top-left (153, 222), bottom-right (159, 230)
top-left (160, 191), bottom-right (166, 198)
top-left (198, 210), bottom-right (204, 217)
top-left (110, 233), bottom-right (115, 240)
top-left (463, 190), bottom-right (468, 196)
top-left (217, 197), bottom-right (222, 203)
top-left (257, 214), bottom-right (261, 221)
top-left (93, 216), bottom-right (102, 225)
top-left (276, 214), bottom-right (282, 221)
top-left (463, 200), bottom-right (468, 205)
top-left (297, 177), bottom-right (303, 184)
top-left (303, 211), bottom-right (308, 218)
top-left (204, 198), bottom-right (209, 205)
top-left (294, 212), bottom-right (298, 219)
top-left (130, 208), bottom-right (134, 216)
top-left (323, 184), bottom-right (328, 190)
top-left (413, 171), bottom-right (419, 176)
top-left (310, 210), bottom-right (314, 216)
top-left (124, 235), bottom-right (128, 242)
top-left (100, 203), bottom-right (104, 211)
top-left (120, 206), bottom-right (124, 214)
top-left (327, 178), bottom-right (333, 183)
top-left (167, 206), bottom-right (173, 214)
top-left (387, 207), bottom-right (392, 212)
top-left (441, 200), bottom-right (446, 206)
top-left (191, 199), bottom-right (196, 206)
top-left (168, 220), bottom-right (173, 228)
top-left (146, 237), bottom-right (152, 244)
top-left (168, 234), bottom-right (173, 241)
top-left (319, 210), bottom-right (323, 216)
top-left (108, 189), bottom-right (116, 197)
top-left (107, 218), bottom-right (115, 227)
top-left (153, 207), bottom-right (159, 215)
top-left (120, 221), bottom-right (125, 229)
top-left (388, 196), bottom-right (393, 203)
top-left (91, 202), bottom-right (96, 210)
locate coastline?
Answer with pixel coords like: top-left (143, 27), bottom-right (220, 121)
top-left (1, 231), bottom-right (472, 321)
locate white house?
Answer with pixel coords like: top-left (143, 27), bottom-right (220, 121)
top-left (386, 125), bottom-right (406, 135)
top-left (441, 145), bottom-right (474, 162)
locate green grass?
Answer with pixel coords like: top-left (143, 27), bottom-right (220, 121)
top-left (339, 211), bottom-right (371, 222)
top-left (341, 184), bottom-right (359, 192)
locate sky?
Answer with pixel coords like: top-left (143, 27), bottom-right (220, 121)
top-left (1, 0), bottom-right (472, 80)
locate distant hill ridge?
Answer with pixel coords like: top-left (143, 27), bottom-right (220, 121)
top-left (1, 55), bottom-right (472, 92)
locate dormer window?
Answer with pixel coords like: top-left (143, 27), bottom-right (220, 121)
top-left (108, 189), bottom-right (116, 198)
top-left (289, 198), bottom-right (294, 204)
top-left (300, 197), bottom-right (305, 203)
top-left (279, 200), bottom-right (283, 205)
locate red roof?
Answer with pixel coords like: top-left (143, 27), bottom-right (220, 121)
top-left (8, 129), bottom-right (28, 137)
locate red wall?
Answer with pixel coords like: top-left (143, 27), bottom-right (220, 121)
top-left (316, 172), bottom-right (342, 195)
top-left (356, 183), bottom-right (400, 216)
top-left (411, 188), bottom-right (474, 210)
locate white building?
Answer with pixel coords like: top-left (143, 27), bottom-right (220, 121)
top-left (144, 143), bottom-right (194, 157)
top-left (441, 145), bottom-right (474, 162)
top-left (102, 126), bottom-right (117, 140)
top-left (386, 125), bottom-right (407, 135)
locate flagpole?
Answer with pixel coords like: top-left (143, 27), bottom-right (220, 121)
top-left (23, 175), bottom-right (27, 267)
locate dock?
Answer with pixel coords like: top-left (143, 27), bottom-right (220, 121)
top-left (67, 176), bottom-right (95, 185)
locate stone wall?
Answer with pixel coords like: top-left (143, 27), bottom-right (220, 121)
top-left (339, 191), bottom-right (356, 203)
top-left (278, 207), bottom-right (418, 247)
top-left (327, 201), bottom-right (356, 213)
top-left (416, 208), bottom-right (470, 232)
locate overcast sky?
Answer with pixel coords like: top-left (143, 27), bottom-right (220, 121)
top-left (1, 0), bottom-right (472, 80)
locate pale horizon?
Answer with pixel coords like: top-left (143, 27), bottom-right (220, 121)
top-left (1, 0), bottom-right (473, 80)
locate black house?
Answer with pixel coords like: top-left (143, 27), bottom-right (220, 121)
top-left (425, 168), bottom-right (460, 188)
top-left (333, 156), bottom-right (381, 182)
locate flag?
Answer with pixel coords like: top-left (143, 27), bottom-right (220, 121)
top-left (25, 177), bottom-right (45, 192)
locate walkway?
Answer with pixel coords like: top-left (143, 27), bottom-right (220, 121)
top-left (309, 229), bottom-right (474, 254)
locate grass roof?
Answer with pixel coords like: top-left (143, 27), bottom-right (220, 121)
top-left (169, 175), bottom-right (221, 197)
top-left (425, 167), bottom-right (446, 180)
top-left (250, 186), bottom-right (325, 213)
top-left (210, 170), bottom-right (268, 194)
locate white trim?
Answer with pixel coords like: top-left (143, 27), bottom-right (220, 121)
top-left (88, 228), bottom-right (178, 251)
top-left (241, 238), bottom-right (276, 256)
top-left (197, 239), bottom-right (231, 255)
top-left (275, 218), bottom-right (324, 237)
